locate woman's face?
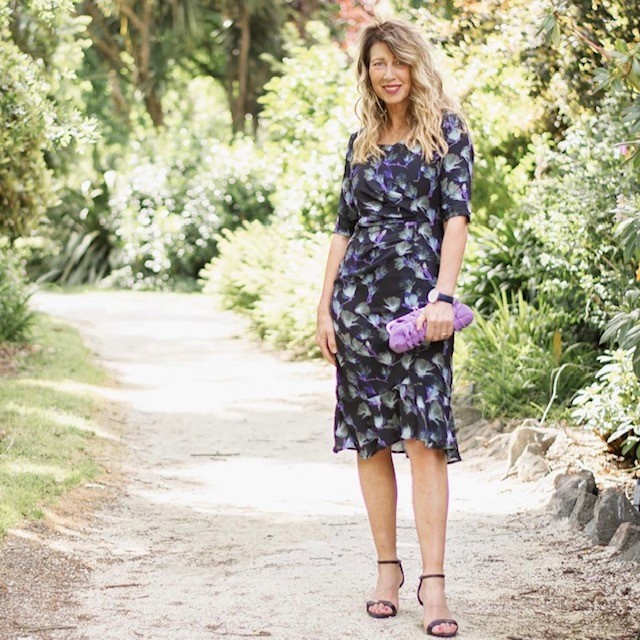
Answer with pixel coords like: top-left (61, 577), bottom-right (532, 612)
top-left (368, 41), bottom-right (412, 109)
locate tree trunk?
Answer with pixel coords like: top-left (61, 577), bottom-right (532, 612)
top-left (234, 2), bottom-right (251, 134)
top-left (144, 88), bottom-right (164, 127)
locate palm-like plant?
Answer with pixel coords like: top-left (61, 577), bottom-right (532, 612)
top-left (79, 0), bottom-right (203, 127)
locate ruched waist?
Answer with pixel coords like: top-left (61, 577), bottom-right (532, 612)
top-left (355, 217), bottom-right (418, 229)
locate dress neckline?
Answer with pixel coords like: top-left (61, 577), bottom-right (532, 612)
top-left (378, 140), bottom-right (407, 148)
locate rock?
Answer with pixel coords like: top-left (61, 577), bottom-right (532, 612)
top-left (553, 470), bottom-right (597, 493)
top-left (484, 433), bottom-right (511, 458)
top-left (569, 490), bottom-right (597, 527)
top-left (585, 488), bottom-right (640, 545)
top-left (548, 471), bottom-right (597, 519)
top-left (608, 522), bottom-right (640, 563)
top-left (515, 443), bottom-right (550, 482)
top-left (507, 422), bottom-right (557, 469)
top-left (454, 405), bottom-right (483, 427)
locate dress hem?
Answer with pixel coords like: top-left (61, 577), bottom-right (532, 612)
top-left (333, 437), bottom-right (462, 465)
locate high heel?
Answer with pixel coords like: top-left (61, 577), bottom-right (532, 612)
top-left (366, 559), bottom-right (404, 619)
top-left (416, 573), bottom-right (458, 637)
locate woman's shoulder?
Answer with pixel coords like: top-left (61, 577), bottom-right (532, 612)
top-left (441, 110), bottom-right (468, 131)
top-left (441, 111), bottom-right (471, 146)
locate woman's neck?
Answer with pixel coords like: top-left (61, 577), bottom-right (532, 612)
top-left (380, 112), bottom-right (410, 144)
top-left (385, 103), bottom-right (409, 129)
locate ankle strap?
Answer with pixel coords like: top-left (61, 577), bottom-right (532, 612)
top-left (378, 559), bottom-right (402, 566)
top-left (419, 573), bottom-right (444, 579)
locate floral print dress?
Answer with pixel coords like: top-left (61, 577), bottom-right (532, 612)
top-left (331, 112), bottom-right (474, 463)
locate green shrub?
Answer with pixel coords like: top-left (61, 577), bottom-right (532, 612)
top-left (0, 39), bottom-right (55, 235)
top-left (461, 211), bottom-right (543, 315)
top-left (0, 4), bottom-right (96, 237)
top-left (201, 220), bottom-right (285, 311)
top-left (200, 220), bottom-right (326, 358)
top-left (600, 194), bottom-right (640, 378)
top-left (572, 349), bottom-right (640, 463)
top-left (460, 290), bottom-right (597, 418)
top-left (259, 21), bottom-right (358, 233)
top-left (522, 100), bottom-right (638, 334)
top-left (102, 135), bottom-right (274, 290)
top-left (0, 241), bottom-right (34, 342)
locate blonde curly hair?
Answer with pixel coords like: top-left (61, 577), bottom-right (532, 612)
top-left (352, 19), bottom-right (466, 165)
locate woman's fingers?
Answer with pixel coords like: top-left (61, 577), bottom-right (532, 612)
top-left (316, 318), bottom-right (338, 366)
top-left (327, 330), bottom-right (338, 357)
top-left (421, 303), bottom-right (454, 342)
top-left (320, 333), bottom-right (337, 365)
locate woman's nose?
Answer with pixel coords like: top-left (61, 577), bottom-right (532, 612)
top-left (382, 64), bottom-right (396, 78)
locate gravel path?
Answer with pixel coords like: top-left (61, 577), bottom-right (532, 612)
top-left (1, 291), bottom-right (637, 640)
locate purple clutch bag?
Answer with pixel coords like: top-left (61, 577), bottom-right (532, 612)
top-left (386, 300), bottom-right (474, 353)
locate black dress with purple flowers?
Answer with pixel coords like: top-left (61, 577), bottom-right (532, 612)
top-left (330, 112), bottom-right (474, 463)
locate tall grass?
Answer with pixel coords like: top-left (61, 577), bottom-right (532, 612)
top-left (460, 291), bottom-right (598, 418)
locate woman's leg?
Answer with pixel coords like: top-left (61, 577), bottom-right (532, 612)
top-left (404, 440), bottom-right (458, 635)
top-left (357, 447), bottom-right (404, 616)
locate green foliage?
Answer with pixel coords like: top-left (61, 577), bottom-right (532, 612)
top-left (200, 220), bottom-right (326, 358)
top-left (259, 21), bottom-right (358, 232)
top-left (461, 211), bottom-right (543, 314)
top-left (0, 1), bottom-right (96, 236)
top-left (600, 194), bottom-right (640, 377)
top-left (104, 135), bottom-right (274, 290)
top-left (572, 348), bottom-right (640, 463)
top-left (539, 1), bottom-right (640, 156)
top-left (0, 38), bottom-right (55, 235)
top-left (521, 101), bottom-right (638, 334)
top-left (34, 171), bottom-right (117, 286)
top-left (460, 290), bottom-right (597, 418)
top-left (0, 241), bottom-right (35, 343)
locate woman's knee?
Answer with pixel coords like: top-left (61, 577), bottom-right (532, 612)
top-left (404, 439), bottom-right (446, 463)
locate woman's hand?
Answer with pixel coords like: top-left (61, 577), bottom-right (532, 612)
top-left (416, 301), bottom-right (454, 342)
top-left (316, 309), bottom-right (338, 366)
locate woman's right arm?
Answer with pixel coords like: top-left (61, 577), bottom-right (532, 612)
top-left (316, 233), bottom-right (349, 366)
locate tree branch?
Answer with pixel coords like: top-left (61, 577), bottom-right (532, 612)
top-left (116, 0), bottom-right (145, 33)
top-left (86, 28), bottom-right (125, 69)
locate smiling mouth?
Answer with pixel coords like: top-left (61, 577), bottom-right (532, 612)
top-left (383, 85), bottom-right (402, 94)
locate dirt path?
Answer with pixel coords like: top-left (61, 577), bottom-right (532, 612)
top-left (2, 291), bottom-right (637, 640)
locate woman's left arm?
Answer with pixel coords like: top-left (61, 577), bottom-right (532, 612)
top-left (417, 217), bottom-right (468, 341)
top-left (417, 113), bottom-right (474, 341)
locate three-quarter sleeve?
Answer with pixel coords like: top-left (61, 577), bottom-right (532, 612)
top-left (334, 133), bottom-right (359, 237)
top-left (439, 113), bottom-right (474, 222)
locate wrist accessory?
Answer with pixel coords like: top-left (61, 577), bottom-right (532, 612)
top-left (386, 299), bottom-right (474, 353)
top-left (427, 288), bottom-right (454, 304)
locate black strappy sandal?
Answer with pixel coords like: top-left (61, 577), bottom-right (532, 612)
top-left (366, 559), bottom-right (405, 619)
top-left (416, 573), bottom-right (458, 637)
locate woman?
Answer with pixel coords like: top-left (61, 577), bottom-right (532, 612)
top-left (315, 18), bottom-right (473, 638)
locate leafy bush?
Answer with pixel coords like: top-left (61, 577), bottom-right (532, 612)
top-left (600, 194), bottom-right (640, 378)
top-left (461, 210), bottom-right (543, 315)
top-left (0, 3), bottom-right (96, 236)
top-left (0, 241), bottom-right (34, 342)
top-left (572, 349), bottom-right (640, 463)
top-left (460, 290), bottom-right (597, 418)
top-left (0, 38), bottom-right (55, 235)
top-left (200, 220), bottom-right (326, 358)
top-left (105, 136), bottom-right (274, 290)
top-left (259, 21), bottom-right (358, 232)
top-left (522, 100), bottom-right (638, 334)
